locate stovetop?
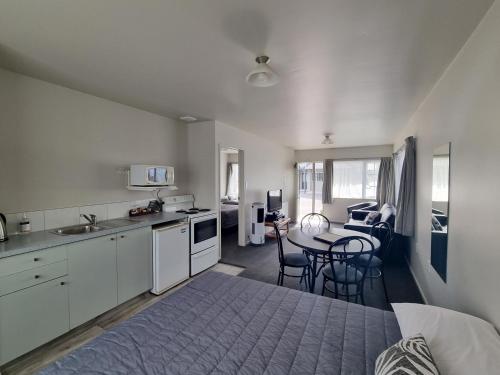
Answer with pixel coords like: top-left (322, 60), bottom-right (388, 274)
top-left (176, 207), bottom-right (212, 215)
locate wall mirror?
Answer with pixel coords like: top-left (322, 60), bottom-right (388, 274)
top-left (431, 143), bottom-right (450, 282)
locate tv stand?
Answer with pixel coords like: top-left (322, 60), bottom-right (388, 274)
top-left (265, 211), bottom-right (284, 222)
top-left (264, 216), bottom-right (291, 239)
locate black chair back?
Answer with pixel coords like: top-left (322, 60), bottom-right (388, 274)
top-left (273, 221), bottom-right (285, 265)
top-left (300, 213), bottom-right (331, 230)
top-left (327, 236), bottom-right (375, 284)
top-left (370, 222), bottom-right (393, 261)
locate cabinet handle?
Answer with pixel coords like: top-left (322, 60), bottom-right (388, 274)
top-left (110, 237), bottom-right (115, 241)
top-left (60, 281), bottom-right (66, 286)
top-left (33, 257), bottom-right (40, 262)
top-left (34, 275), bottom-right (40, 279)
top-left (120, 235), bottom-right (126, 239)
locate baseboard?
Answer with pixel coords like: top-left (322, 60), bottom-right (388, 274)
top-left (405, 256), bottom-right (428, 304)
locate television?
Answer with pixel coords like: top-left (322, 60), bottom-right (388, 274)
top-left (267, 189), bottom-right (282, 212)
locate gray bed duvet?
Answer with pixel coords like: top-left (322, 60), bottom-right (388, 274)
top-left (39, 271), bottom-right (401, 375)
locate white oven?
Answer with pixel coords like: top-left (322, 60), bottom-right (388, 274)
top-left (189, 211), bottom-right (218, 276)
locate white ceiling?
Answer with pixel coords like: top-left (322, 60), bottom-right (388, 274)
top-left (0, 0), bottom-right (493, 149)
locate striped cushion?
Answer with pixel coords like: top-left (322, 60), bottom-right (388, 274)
top-left (375, 334), bottom-right (440, 375)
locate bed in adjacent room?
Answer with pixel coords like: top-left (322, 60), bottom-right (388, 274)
top-left (220, 200), bottom-right (239, 229)
top-left (38, 271), bottom-right (402, 375)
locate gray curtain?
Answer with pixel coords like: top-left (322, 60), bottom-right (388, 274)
top-left (376, 157), bottom-right (395, 207)
top-left (395, 136), bottom-right (416, 236)
top-left (322, 159), bottom-right (333, 204)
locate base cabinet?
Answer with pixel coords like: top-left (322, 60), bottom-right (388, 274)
top-left (0, 224), bottom-right (154, 365)
top-left (0, 277), bottom-right (69, 364)
top-left (67, 235), bottom-right (118, 329)
top-left (117, 227), bottom-right (152, 304)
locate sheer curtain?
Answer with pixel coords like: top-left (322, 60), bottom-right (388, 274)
top-left (333, 161), bottom-right (363, 198)
top-left (226, 163), bottom-right (239, 199)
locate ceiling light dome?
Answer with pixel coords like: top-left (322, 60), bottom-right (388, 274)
top-left (246, 56), bottom-right (279, 87)
top-left (322, 133), bottom-right (333, 145)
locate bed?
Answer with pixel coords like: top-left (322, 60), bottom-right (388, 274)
top-left (220, 200), bottom-right (239, 229)
top-left (38, 271), bottom-right (401, 375)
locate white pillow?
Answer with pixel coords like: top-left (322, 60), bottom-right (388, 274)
top-left (392, 303), bottom-right (500, 375)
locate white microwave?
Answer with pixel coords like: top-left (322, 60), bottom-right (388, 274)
top-left (129, 165), bottom-right (174, 186)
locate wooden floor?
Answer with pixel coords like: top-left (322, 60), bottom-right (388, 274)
top-left (1, 263), bottom-right (244, 375)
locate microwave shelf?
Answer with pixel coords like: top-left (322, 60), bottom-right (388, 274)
top-left (126, 185), bottom-right (178, 191)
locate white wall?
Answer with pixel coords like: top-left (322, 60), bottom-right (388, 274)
top-left (393, 0), bottom-right (500, 327)
top-left (215, 122), bottom-right (295, 242)
top-left (186, 121), bottom-right (295, 245)
top-left (186, 121), bottom-right (216, 209)
top-left (0, 68), bottom-right (188, 214)
top-left (295, 145), bottom-right (392, 222)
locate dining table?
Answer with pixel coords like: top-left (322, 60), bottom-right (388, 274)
top-left (287, 227), bottom-right (381, 293)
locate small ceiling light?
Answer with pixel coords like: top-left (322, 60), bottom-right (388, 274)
top-left (321, 133), bottom-right (333, 145)
top-left (179, 115), bottom-right (197, 122)
top-left (246, 56), bottom-right (279, 87)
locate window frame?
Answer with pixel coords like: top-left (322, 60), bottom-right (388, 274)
top-left (331, 158), bottom-right (381, 200)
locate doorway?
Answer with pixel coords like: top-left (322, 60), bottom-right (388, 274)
top-left (297, 161), bottom-right (324, 220)
top-left (219, 147), bottom-right (245, 255)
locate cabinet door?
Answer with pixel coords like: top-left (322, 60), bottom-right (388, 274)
top-left (117, 227), bottom-right (152, 304)
top-left (0, 277), bottom-right (69, 365)
top-left (67, 235), bottom-right (118, 329)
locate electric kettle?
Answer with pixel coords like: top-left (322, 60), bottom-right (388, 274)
top-left (0, 213), bottom-right (8, 242)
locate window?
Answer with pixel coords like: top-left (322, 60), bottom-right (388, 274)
top-left (332, 159), bottom-right (380, 199)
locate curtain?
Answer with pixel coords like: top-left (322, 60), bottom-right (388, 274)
top-left (395, 136), bottom-right (416, 236)
top-left (322, 159), bottom-right (333, 204)
top-left (376, 157), bottom-right (395, 207)
top-left (393, 146), bottom-right (406, 203)
top-left (226, 163), bottom-right (239, 199)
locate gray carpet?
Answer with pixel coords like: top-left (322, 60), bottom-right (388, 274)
top-left (220, 228), bottom-right (423, 311)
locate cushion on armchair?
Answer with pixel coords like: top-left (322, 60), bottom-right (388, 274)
top-left (364, 211), bottom-right (380, 225)
top-left (379, 204), bottom-right (396, 225)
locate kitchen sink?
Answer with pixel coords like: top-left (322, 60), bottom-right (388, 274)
top-left (51, 224), bottom-right (110, 235)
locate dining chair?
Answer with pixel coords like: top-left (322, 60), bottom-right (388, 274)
top-left (300, 213), bottom-right (331, 230)
top-left (321, 236), bottom-right (375, 305)
top-left (300, 213), bottom-right (331, 276)
top-left (274, 221), bottom-right (311, 289)
top-left (356, 221), bottom-right (394, 305)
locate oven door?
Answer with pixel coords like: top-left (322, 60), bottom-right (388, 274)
top-left (190, 214), bottom-right (218, 254)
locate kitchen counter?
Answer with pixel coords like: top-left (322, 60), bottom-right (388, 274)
top-left (0, 212), bottom-right (187, 259)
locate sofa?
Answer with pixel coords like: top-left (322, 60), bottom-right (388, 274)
top-left (344, 203), bottom-right (396, 234)
top-left (344, 203), bottom-right (402, 260)
top-left (346, 201), bottom-right (378, 217)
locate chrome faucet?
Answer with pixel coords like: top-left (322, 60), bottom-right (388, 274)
top-left (80, 214), bottom-right (97, 226)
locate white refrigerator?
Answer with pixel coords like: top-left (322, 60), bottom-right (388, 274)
top-left (151, 221), bottom-right (189, 295)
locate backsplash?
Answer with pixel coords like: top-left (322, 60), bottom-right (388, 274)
top-left (4, 195), bottom-right (194, 234)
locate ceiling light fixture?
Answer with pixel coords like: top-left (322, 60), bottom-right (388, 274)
top-left (246, 56), bottom-right (279, 87)
top-left (179, 115), bottom-right (197, 122)
top-left (322, 133), bottom-right (333, 145)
